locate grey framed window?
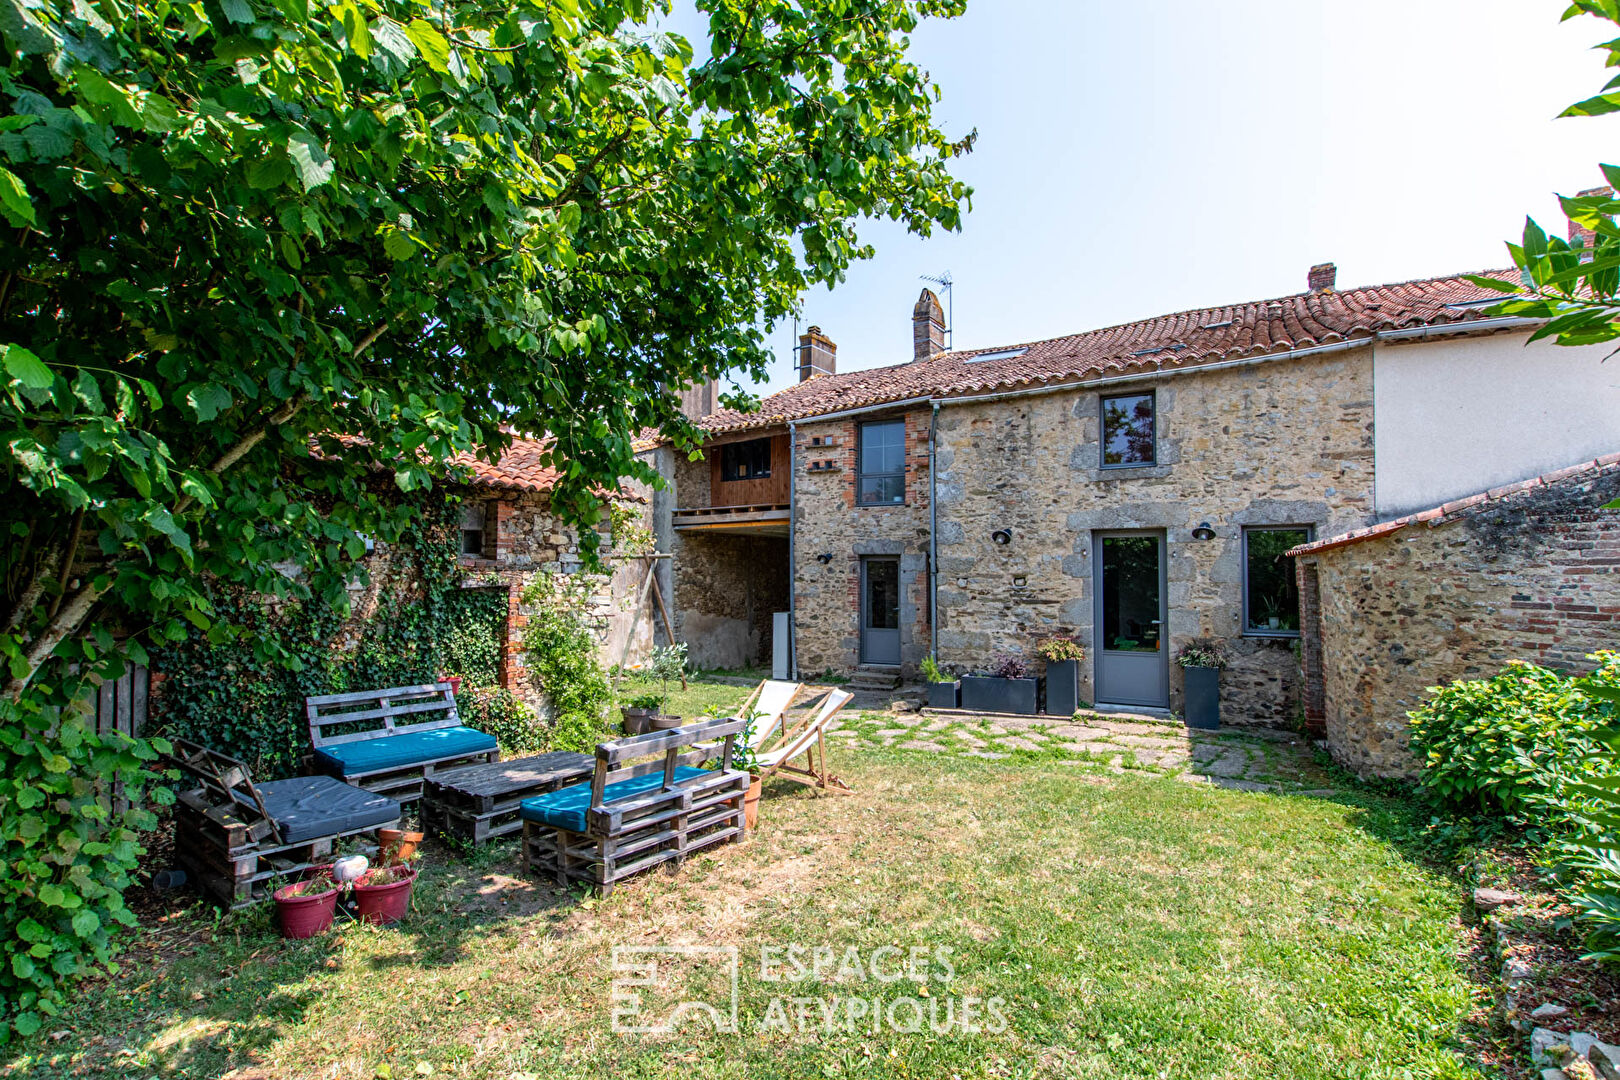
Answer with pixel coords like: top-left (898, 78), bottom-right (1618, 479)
top-left (720, 437), bottom-right (771, 482)
top-left (857, 420), bottom-right (906, 505)
top-left (1101, 391), bottom-right (1156, 467)
top-left (459, 502), bottom-right (488, 557)
top-left (1242, 526), bottom-right (1313, 636)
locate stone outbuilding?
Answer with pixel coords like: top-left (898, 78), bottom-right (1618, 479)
top-left (1290, 455), bottom-right (1620, 778)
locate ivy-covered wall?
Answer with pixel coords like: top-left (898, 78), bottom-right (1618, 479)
top-left (149, 490), bottom-right (508, 778)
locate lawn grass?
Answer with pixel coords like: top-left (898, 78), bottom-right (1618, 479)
top-left (2, 747), bottom-right (1487, 1079)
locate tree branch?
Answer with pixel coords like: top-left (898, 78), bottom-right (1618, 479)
top-left (4, 577), bottom-right (110, 703)
top-left (45, 508), bottom-right (86, 621)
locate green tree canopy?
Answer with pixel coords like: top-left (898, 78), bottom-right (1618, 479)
top-left (1, 0), bottom-right (973, 704)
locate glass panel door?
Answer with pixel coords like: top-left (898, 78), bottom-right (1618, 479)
top-left (860, 557), bottom-right (902, 665)
top-left (1094, 533), bottom-right (1168, 708)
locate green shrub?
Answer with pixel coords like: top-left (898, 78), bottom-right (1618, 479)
top-left (0, 695), bottom-right (171, 1041)
top-left (519, 572), bottom-right (613, 749)
top-left (1407, 656), bottom-right (1620, 820)
top-left (460, 686), bottom-right (544, 755)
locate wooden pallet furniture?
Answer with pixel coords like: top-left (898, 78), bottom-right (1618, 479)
top-left (305, 683), bottom-right (498, 803)
top-left (519, 718), bottom-right (751, 895)
top-left (166, 739), bottom-right (401, 908)
top-left (421, 751), bottom-right (594, 845)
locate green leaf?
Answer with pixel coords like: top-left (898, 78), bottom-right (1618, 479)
top-left (220, 0), bottom-right (255, 24)
top-left (72, 371), bottom-right (104, 413)
top-left (246, 155), bottom-right (292, 190)
top-left (383, 227), bottom-right (416, 261)
top-left (185, 382), bottom-right (233, 421)
top-left (4, 344), bottom-right (53, 390)
top-left (287, 130), bottom-right (335, 191)
top-left (405, 18), bottom-right (451, 74)
top-left (371, 16), bottom-right (415, 67)
top-left (0, 166), bottom-right (36, 227)
top-left (75, 68), bottom-right (143, 128)
top-left (331, 0), bottom-right (370, 58)
top-left (11, 1012), bottom-right (41, 1037)
top-left (71, 909), bottom-right (101, 938)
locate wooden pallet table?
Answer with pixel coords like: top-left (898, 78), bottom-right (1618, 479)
top-left (421, 751), bottom-right (594, 845)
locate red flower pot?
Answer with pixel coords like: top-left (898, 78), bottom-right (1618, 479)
top-left (353, 866), bottom-right (416, 925)
top-left (274, 872), bottom-right (339, 939)
top-left (443, 676), bottom-right (463, 696)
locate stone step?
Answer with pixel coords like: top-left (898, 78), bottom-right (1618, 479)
top-left (849, 667), bottom-right (903, 691)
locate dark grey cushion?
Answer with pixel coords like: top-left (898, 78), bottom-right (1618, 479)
top-left (253, 776), bottom-right (401, 845)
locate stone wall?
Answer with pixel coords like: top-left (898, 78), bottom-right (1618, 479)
top-left (1298, 458), bottom-right (1620, 778)
top-left (933, 347), bottom-right (1376, 722)
top-left (457, 487), bottom-right (655, 715)
top-left (792, 409), bottom-right (933, 676)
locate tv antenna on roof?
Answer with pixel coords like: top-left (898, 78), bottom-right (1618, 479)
top-left (920, 271), bottom-right (954, 349)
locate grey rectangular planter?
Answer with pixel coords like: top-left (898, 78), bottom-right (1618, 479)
top-left (1183, 665), bottom-right (1220, 730)
top-left (960, 676), bottom-right (1038, 715)
top-left (926, 681), bottom-right (960, 709)
top-left (1044, 660), bottom-right (1080, 716)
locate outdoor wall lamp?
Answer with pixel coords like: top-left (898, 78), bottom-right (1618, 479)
top-left (816, 552), bottom-right (835, 564)
top-left (1192, 522), bottom-right (1216, 541)
top-left (991, 529), bottom-right (1013, 546)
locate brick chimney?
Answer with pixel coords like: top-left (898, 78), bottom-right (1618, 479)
top-left (1568, 186), bottom-right (1615, 249)
top-left (797, 326), bottom-right (836, 382)
top-left (1307, 263), bottom-right (1337, 292)
top-left (913, 288), bottom-right (946, 361)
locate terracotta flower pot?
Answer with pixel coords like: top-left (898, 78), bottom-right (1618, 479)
top-left (620, 707), bottom-right (655, 736)
top-left (650, 714), bottom-right (684, 731)
top-left (353, 865), bottom-right (417, 926)
top-left (376, 828), bottom-right (423, 865)
top-left (743, 776), bottom-right (763, 830)
top-left (274, 871), bottom-right (339, 939)
top-left (443, 675), bottom-right (463, 695)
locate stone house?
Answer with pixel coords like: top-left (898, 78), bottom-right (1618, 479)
top-left (1291, 455), bottom-right (1620, 777)
top-left (649, 262), bottom-right (1620, 733)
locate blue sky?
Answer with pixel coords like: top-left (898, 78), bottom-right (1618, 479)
top-left (660, 1), bottom-right (1616, 396)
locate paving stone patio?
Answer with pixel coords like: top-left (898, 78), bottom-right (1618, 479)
top-left (824, 705), bottom-right (1332, 792)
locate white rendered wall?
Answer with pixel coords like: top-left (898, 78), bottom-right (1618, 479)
top-left (1373, 331), bottom-right (1620, 518)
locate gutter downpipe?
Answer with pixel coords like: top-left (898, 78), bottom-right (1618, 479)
top-left (787, 420), bottom-right (797, 680)
top-left (929, 401), bottom-right (940, 663)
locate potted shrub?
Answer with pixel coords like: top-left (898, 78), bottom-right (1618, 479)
top-left (732, 711), bottom-right (767, 831)
top-left (920, 655), bottom-right (959, 709)
top-left (620, 692), bottom-right (663, 735)
top-left (1037, 636), bottom-right (1086, 717)
top-left (644, 644), bottom-right (689, 730)
top-left (273, 867), bottom-right (339, 939)
top-left (352, 862), bottom-right (418, 926)
top-left (1177, 641), bottom-right (1228, 730)
top-left (960, 654), bottom-right (1039, 715)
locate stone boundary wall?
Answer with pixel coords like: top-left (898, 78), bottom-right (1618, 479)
top-left (1297, 458), bottom-right (1620, 777)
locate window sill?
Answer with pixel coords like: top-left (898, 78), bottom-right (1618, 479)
top-left (1241, 630), bottom-right (1301, 640)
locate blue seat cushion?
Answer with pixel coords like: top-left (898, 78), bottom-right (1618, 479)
top-left (313, 726), bottom-right (497, 778)
top-left (519, 767), bottom-right (709, 833)
top-left (248, 776), bottom-right (401, 845)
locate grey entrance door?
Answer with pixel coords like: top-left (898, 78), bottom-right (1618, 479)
top-left (1094, 532), bottom-right (1168, 708)
top-left (860, 557), bottom-right (902, 666)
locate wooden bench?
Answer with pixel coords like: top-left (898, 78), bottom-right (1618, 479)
top-left (305, 683), bottom-right (498, 803)
top-left (422, 751), bottom-right (595, 845)
top-left (166, 739), bottom-right (401, 908)
top-left (519, 718), bottom-right (751, 895)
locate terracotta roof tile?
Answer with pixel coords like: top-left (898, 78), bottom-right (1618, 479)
top-left (1289, 456), bottom-right (1620, 557)
top-left (698, 270), bottom-right (1520, 434)
top-left (453, 436), bottom-right (563, 494)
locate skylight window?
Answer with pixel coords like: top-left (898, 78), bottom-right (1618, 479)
top-left (964, 347), bottom-right (1029, 363)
